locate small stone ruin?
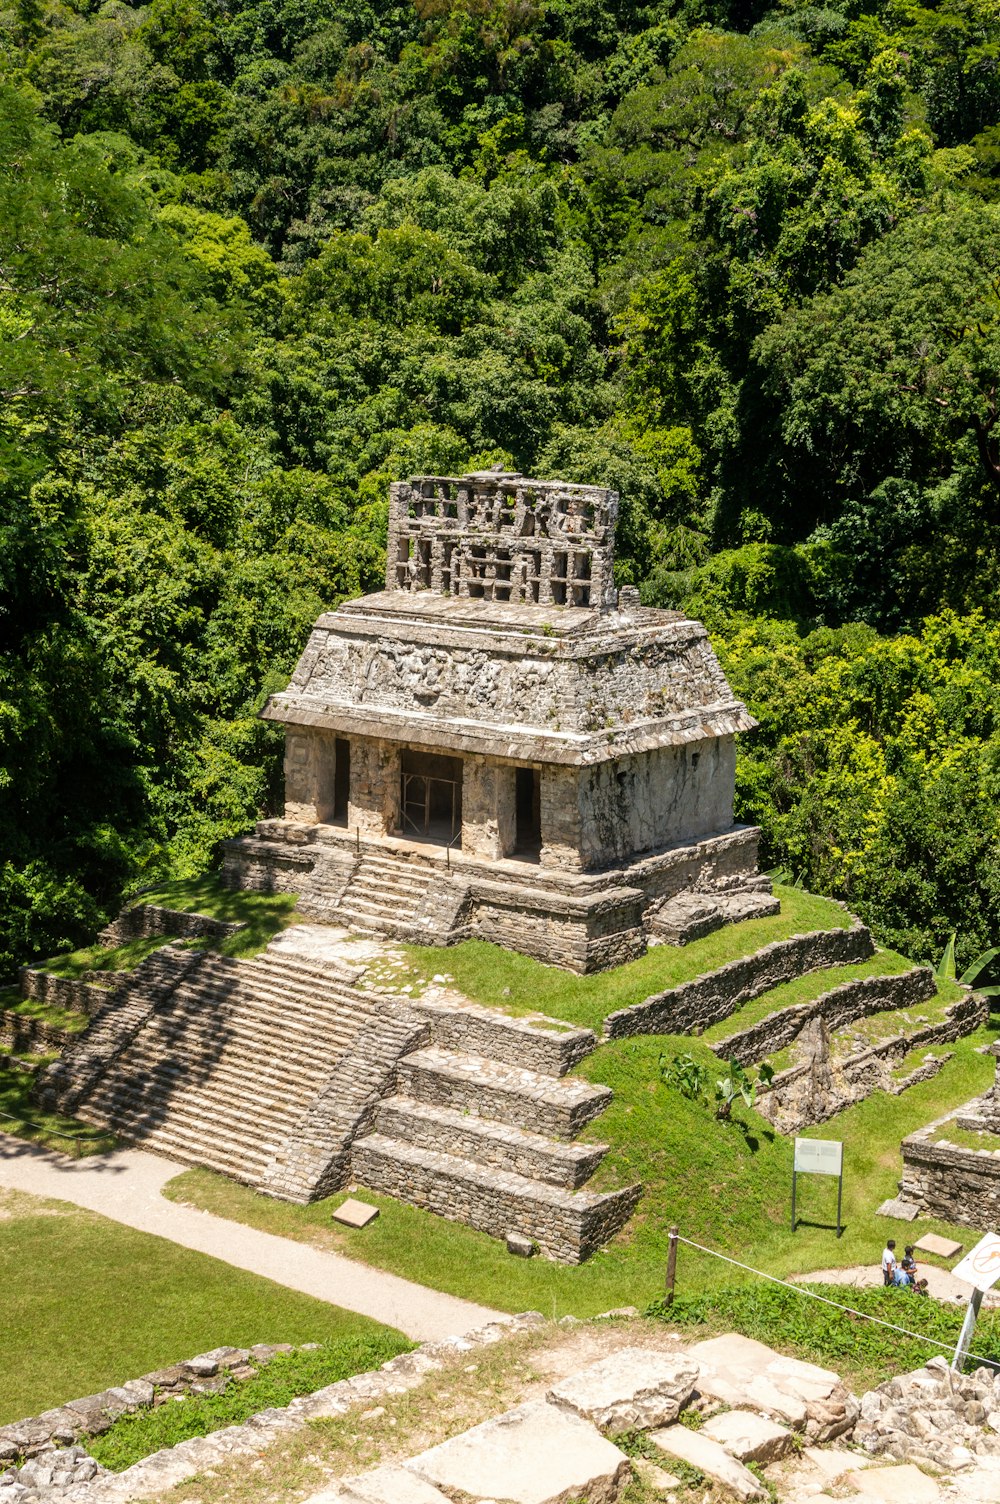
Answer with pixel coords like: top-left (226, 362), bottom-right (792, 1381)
top-left (224, 471), bottom-right (774, 972)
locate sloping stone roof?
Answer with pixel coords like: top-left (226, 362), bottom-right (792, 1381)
top-left (262, 590), bottom-right (755, 767)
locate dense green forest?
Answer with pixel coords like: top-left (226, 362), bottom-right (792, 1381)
top-left (2, 0), bottom-right (1000, 976)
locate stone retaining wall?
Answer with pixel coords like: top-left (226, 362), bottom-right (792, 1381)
top-left (99, 904), bottom-right (245, 947)
top-left (19, 970), bottom-right (115, 1017)
top-left (900, 1117), bottom-right (1000, 1228)
top-left (759, 991), bottom-right (986, 1129)
top-left (0, 1345), bottom-right (304, 1464)
top-left (714, 966), bottom-right (937, 1066)
top-left (603, 919), bottom-right (873, 1040)
top-left (1, 1315), bottom-right (544, 1504)
top-left (417, 998), bottom-right (596, 1076)
top-left (0, 1012), bottom-right (84, 1055)
top-left (351, 1135), bottom-right (640, 1263)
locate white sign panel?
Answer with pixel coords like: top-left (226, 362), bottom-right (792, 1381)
top-left (793, 1138), bottom-right (843, 1176)
top-left (952, 1233), bottom-right (1000, 1293)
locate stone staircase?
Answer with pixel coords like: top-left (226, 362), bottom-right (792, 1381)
top-left (296, 847), bottom-right (467, 945)
top-left (33, 938), bottom-right (641, 1258)
top-left (351, 1001), bottom-right (641, 1264)
top-left (35, 948), bottom-right (419, 1197)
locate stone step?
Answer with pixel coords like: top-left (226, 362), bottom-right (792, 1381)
top-left (143, 968), bottom-right (375, 1033)
top-left (397, 1047), bottom-right (611, 1140)
top-left (338, 891), bottom-right (424, 920)
top-left (375, 1095), bottom-right (606, 1188)
top-left (120, 1004), bottom-right (362, 1064)
top-left (134, 983), bottom-right (368, 1049)
top-left (183, 956), bottom-right (373, 1016)
top-left (84, 1066), bottom-right (317, 1133)
top-left (90, 1037), bottom-right (336, 1105)
top-left (83, 1088), bottom-right (284, 1164)
top-left (416, 999), bottom-right (596, 1077)
top-left (244, 951), bottom-right (360, 988)
top-left (351, 1133), bottom-right (640, 1264)
top-left (97, 1111), bottom-right (275, 1180)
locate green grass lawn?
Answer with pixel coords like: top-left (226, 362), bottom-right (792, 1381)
top-left (398, 884), bottom-right (852, 1031)
top-left (0, 1187), bottom-right (410, 1426)
top-left (136, 875), bottom-right (300, 959)
top-left (33, 877), bottom-right (300, 983)
top-left (0, 1065), bottom-right (118, 1156)
top-left (164, 1018), bottom-right (1000, 1335)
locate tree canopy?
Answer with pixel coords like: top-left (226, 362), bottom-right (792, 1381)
top-left (3, 0), bottom-right (1000, 971)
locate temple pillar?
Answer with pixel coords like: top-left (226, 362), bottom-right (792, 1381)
top-left (348, 738), bottom-right (400, 838)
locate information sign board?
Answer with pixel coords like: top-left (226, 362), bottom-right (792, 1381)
top-left (794, 1138), bottom-right (844, 1176)
top-left (791, 1138), bottom-right (844, 1237)
top-left (952, 1233), bottom-right (1000, 1293)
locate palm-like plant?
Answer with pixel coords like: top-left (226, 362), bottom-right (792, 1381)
top-left (935, 933), bottom-right (1000, 996)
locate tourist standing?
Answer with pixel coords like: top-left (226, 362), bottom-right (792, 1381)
top-left (881, 1239), bottom-right (897, 1286)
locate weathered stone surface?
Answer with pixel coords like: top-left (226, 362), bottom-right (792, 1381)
top-left (332, 1198), bottom-right (379, 1229)
top-left (406, 1400), bottom-right (630, 1504)
top-left (876, 1198), bottom-right (921, 1221)
top-left (649, 1424), bottom-right (766, 1500)
top-left (689, 1334), bottom-right (859, 1442)
top-left (632, 1458), bottom-right (679, 1492)
top-left (700, 1409), bottom-right (793, 1464)
top-left (845, 1462), bottom-right (942, 1502)
top-left (914, 1233), bottom-right (963, 1258)
top-left (506, 1231), bottom-right (534, 1257)
top-left (339, 1464), bottom-right (452, 1503)
top-left (547, 1349), bottom-right (698, 1433)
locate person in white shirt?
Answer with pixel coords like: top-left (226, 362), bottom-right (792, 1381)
top-left (881, 1239), bottom-right (897, 1286)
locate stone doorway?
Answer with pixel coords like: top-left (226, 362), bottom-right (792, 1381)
top-left (400, 750), bottom-right (463, 845)
top-left (332, 738), bottom-right (350, 826)
top-left (514, 766), bottom-right (541, 860)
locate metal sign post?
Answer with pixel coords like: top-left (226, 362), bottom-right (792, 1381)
top-left (950, 1233), bottom-right (1000, 1369)
top-left (792, 1138), bottom-right (844, 1237)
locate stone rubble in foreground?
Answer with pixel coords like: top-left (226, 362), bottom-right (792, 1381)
top-left (6, 1320), bottom-right (1000, 1504)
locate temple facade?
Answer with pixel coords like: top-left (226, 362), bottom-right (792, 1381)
top-left (223, 472), bottom-right (775, 970)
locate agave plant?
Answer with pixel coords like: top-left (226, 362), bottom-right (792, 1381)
top-left (935, 933), bottom-right (1000, 995)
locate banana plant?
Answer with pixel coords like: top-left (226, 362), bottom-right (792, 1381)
top-left (935, 933), bottom-right (1000, 995)
top-left (714, 1059), bottom-right (775, 1120)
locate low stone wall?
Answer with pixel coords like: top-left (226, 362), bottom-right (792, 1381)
top-left (19, 970), bottom-right (114, 1017)
top-left (0, 1314), bottom-right (543, 1504)
top-left (221, 833), bottom-right (317, 893)
top-left (714, 966), bottom-right (937, 1067)
top-left (417, 998), bottom-right (596, 1076)
top-left (351, 1135), bottom-right (640, 1263)
top-left (0, 1345), bottom-right (303, 1464)
top-left (603, 919), bottom-right (873, 1040)
top-left (0, 1012), bottom-right (83, 1055)
top-left (99, 904), bottom-right (245, 947)
top-left (759, 990), bottom-right (987, 1130)
top-left (900, 1122), bottom-right (1000, 1229)
top-left (464, 884), bottom-right (647, 975)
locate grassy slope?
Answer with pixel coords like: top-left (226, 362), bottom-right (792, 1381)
top-left (165, 1017), bottom-right (999, 1321)
top-left (398, 885), bottom-right (852, 1030)
top-left (0, 1189), bottom-right (409, 1424)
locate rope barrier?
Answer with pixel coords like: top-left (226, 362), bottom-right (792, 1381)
top-left (0, 1107), bottom-right (111, 1143)
top-left (670, 1232), bottom-right (999, 1369)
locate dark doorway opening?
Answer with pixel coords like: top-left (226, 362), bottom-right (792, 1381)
top-left (514, 767), bottom-right (541, 860)
top-left (400, 749), bottom-right (463, 845)
top-left (333, 738), bottom-right (350, 825)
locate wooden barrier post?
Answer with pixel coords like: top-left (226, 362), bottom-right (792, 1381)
top-left (665, 1225), bottom-right (679, 1307)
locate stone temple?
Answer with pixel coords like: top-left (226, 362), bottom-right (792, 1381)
top-left (224, 471), bottom-right (776, 969)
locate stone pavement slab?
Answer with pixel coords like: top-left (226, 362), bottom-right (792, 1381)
top-left (340, 1464), bottom-right (452, 1503)
top-left (406, 1400), bottom-right (630, 1504)
top-left (650, 1423), bottom-right (766, 1501)
top-left (875, 1198), bottom-right (920, 1221)
top-left (700, 1409), bottom-right (793, 1464)
top-left (332, 1198), bottom-right (380, 1228)
top-left (689, 1333), bottom-right (858, 1441)
top-left (547, 1347), bottom-right (698, 1433)
top-left (633, 1457), bottom-right (680, 1493)
top-left (915, 1233), bottom-right (963, 1258)
top-left (0, 1136), bottom-right (500, 1341)
top-left (845, 1462), bottom-right (942, 1503)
